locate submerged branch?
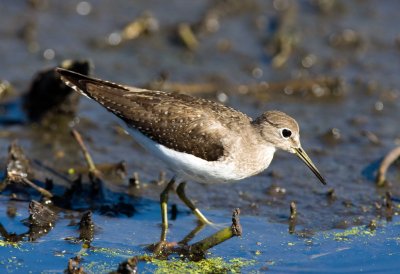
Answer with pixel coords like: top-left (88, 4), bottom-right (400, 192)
top-left (190, 208), bottom-right (242, 255)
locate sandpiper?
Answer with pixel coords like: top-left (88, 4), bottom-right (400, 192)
top-left (56, 68), bottom-right (326, 232)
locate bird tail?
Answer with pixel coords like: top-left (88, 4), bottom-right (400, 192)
top-left (55, 68), bottom-right (130, 100)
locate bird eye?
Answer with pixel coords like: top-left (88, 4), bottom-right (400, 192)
top-left (281, 128), bottom-right (292, 139)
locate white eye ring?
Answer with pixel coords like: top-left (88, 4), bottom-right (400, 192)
top-left (280, 128), bottom-right (292, 139)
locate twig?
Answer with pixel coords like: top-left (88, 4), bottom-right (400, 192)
top-left (376, 146), bottom-right (400, 186)
top-left (22, 178), bottom-right (53, 198)
top-left (71, 129), bottom-right (100, 177)
top-left (177, 23), bottom-right (199, 50)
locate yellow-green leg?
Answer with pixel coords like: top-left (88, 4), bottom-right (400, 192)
top-left (176, 182), bottom-right (213, 225)
top-left (160, 178), bottom-right (176, 242)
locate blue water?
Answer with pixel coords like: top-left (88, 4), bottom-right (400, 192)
top-left (0, 197), bottom-right (399, 273)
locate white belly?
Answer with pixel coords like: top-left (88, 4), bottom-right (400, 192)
top-left (126, 127), bottom-right (245, 184)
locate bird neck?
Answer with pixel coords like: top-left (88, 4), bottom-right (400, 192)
top-left (250, 119), bottom-right (276, 148)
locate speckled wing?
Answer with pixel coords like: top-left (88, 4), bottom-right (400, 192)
top-left (56, 68), bottom-right (252, 161)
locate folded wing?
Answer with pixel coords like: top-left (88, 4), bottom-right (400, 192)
top-left (57, 68), bottom-right (251, 161)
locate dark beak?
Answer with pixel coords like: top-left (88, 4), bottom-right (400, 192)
top-left (294, 147), bottom-right (326, 185)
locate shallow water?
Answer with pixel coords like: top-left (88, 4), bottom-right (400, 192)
top-left (1, 0), bottom-right (400, 273)
top-left (1, 198), bottom-right (399, 273)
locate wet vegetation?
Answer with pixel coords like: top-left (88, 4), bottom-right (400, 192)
top-left (1, 0), bottom-right (400, 272)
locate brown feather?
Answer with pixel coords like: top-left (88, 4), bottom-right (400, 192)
top-left (57, 69), bottom-right (252, 161)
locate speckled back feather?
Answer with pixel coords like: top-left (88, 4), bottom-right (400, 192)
top-left (57, 69), bottom-right (252, 161)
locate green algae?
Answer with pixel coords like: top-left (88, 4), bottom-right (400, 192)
top-left (328, 226), bottom-right (376, 242)
top-left (0, 240), bottom-right (29, 252)
top-left (83, 260), bottom-right (114, 274)
top-left (92, 246), bottom-right (136, 258)
top-left (0, 240), bottom-right (19, 248)
top-left (149, 257), bottom-right (255, 274)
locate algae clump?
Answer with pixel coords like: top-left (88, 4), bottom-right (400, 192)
top-left (151, 257), bottom-right (255, 274)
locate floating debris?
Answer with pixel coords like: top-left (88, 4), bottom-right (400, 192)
top-left (2, 141), bottom-right (52, 198)
top-left (0, 80), bottom-right (14, 101)
top-left (79, 211), bottom-right (94, 247)
top-left (23, 60), bottom-right (91, 122)
top-left (113, 257), bottom-right (138, 274)
top-left (26, 200), bottom-right (58, 241)
top-left (3, 141), bottom-right (34, 185)
top-left (367, 219), bottom-right (377, 231)
top-left (265, 184), bottom-right (286, 197)
top-left (6, 205), bottom-right (17, 218)
top-left (122, 13), bottom-right (158, 38)
top-left (329, 29), bottom-right (363, 49)
top-left (129, 172), bottom-right (141, 189)
top-left (289, 201), bottom-right (297, 220)
top-left (288, 201), bottom-right (297, 234)
top-left (64, 211), bottom-right (95, 247)
top-left (28, 200), bottom-right (57, 227)
top-left (114, 161), bottom-right (127, 179)
top-left (0, 223), bottom-right (24, 243)
top-left (384, 192), bottom-right (393, 221)
top-left (0, 201), bottom-right (57, 243)
top-left (65, 256), bottom-right (85, 274)
top-left (103, 12), bottom-right (158, 47)
top-left (326, 188), bottom-right (336, 201)
top-left (321, 128), bottom-right (342, 145)
top-left (157, 171), bottom-right (166, 186)
top-left (177, 23), bottom-right (199, 50)
top-left (361, 130), bottom-right (381, 146)
top-left (231, 208), bottom-right (242, 236)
